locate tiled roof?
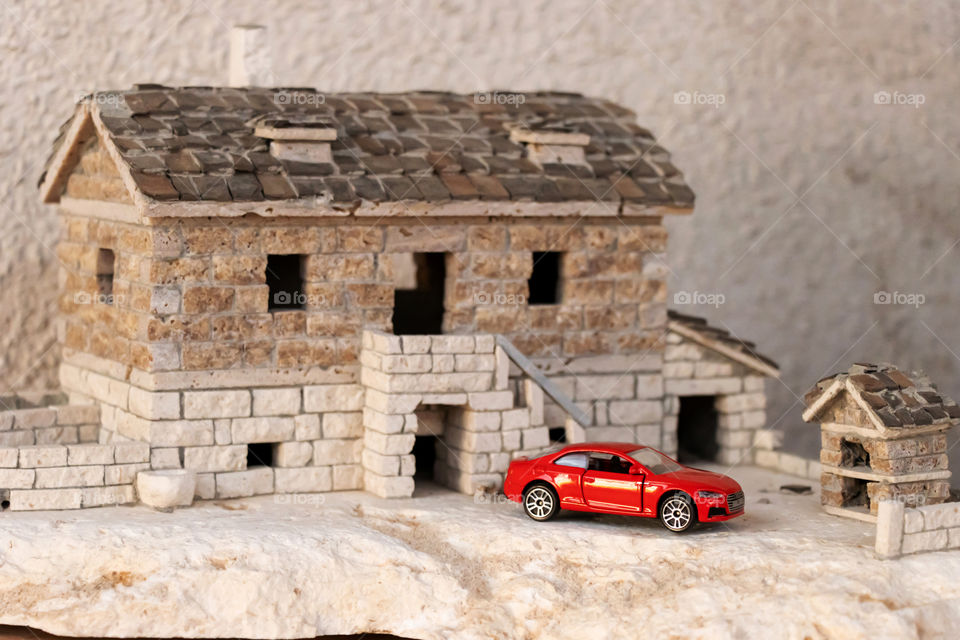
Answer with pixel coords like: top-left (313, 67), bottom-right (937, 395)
top-left (803, 362), bottom-right (960, 429)
top-left (667, 310), bottom-right (780, 375)
top-left (41, 86), bottom-right (694, 211)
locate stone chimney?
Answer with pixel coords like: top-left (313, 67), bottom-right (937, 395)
top-left (229, 25), bottom-right (272, 87)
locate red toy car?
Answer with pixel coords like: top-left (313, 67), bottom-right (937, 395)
top-left (504, 442), bottom-right (744, 532)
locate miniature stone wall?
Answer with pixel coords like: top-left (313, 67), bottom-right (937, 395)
top-left (360, 330), bottom-right (551, 498)
top-left (0, 441), bottom-right (149, 511)
top-left (876, 499), bottom-right (960, 558)
top-left (0, 392), bottom-right (99, 447)
top-left (510, 352), bottom-right (665, 449)
top-left (60, 359), bottom-right (366, 501)
top-left (57, 213), bottom-right (668, 375)
top-left (661, 332), bottom-right (768, 463)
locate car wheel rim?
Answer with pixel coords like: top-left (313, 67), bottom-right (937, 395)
top-left (525, 487), bottom-right (553, 519)
top-left (662, 497), bottom-right (691, 530)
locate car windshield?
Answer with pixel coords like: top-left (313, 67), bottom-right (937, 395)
top-left (629, 448), bottom-right (683, 475)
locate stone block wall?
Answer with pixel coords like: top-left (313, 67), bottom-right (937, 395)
top-left (0, 392), bottom-right (99, 448)
top-left (360, 331), bottom-right (552, 498)
top-left (508, 353), bottom-right (665, 447)
top-left (661, 332), bottom-right (768, 463)
top-left (0, 441), bottom-right (148, 511)
top-left (57, 213), bottom-right (668, 375)
top-left (876, 499), bottom-right (960, 558)
top-left (60, 357), bottom-right (366, 500)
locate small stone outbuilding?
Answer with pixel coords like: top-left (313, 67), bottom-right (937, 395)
top-left (803, 363), bottom-right (958, 521)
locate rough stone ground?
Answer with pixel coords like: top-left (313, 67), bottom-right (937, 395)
top-left (0, 465), bottom-right (958, 640)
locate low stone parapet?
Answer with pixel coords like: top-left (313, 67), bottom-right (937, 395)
top-left (0, 441), bottom-right (149, 511)
top-left (0, 392), bottom-right (99, 447)
top-left (876, 499), bottom-right (960, 558)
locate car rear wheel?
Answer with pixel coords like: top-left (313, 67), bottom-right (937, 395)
top-left (522, 484), bottom-right (559, 521)
top-left (660, 493), bottom-right (696, 533)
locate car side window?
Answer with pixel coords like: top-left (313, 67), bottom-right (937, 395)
top-left (587, 452), bottom-right (633, 474)
top-left (553, 453), bottom-right (588, 469)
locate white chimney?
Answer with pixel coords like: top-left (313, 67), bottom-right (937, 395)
top-left (229, 25), bottom-right (272, 87)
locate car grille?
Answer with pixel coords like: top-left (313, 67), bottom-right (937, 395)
top-left (727, 490), bottom-right (745, 513)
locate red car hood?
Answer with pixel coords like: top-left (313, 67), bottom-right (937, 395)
top-left (663, 468), bottom-right (741, 493)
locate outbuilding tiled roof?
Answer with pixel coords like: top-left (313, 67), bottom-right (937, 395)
top-left (666, 310), bottom-right (780, 377)
top-left (40, 86), bottom-right (694, 213)
top-left (803, 362), bottom-right (960, 429)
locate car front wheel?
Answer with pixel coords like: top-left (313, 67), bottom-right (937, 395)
top-left (522, 484), bottom-right (559, 521)
top-left (659, 493), bottom-right (696, 532)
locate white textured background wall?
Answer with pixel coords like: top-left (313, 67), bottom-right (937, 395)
top-left (3, 0), bottom-right (960, 463)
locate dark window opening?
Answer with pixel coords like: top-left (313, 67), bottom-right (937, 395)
top-left (840, 439), bottom-right (870, 469)
top-left (549, 426), bottom-right (568, 444)
top-left (96, 248), bottom-right (116, 304)
top-left (267, 254), bottom-right (305, 311)
top-left (0, 490), bottom-right (9, 511)
top-left (393, 252), bottom-right (446, 334)
top-left (676, 395), bottom-right (719, 463)
top-left (528, 251), bottom-right (561, 304)
top-left (0, 500), bottom-right (8, 511)
top-left (840, 476), bottom-right (869, 510)
top-left (246, 442), bottom-right (275, 467)
top-left (413, 434), bottom-right (439, 481)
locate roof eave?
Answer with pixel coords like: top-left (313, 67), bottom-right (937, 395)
top-left (667, 320), bottom-right (780, 378)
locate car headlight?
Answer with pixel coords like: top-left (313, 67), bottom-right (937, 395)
top-left (696, 490), bottom-right (724, 504)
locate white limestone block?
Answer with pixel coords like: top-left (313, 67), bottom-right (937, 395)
top-left (275, 467), bottom-right (333, 493)
top-left (401, 335), bottom-right (432, 354)
top-left (215, 467), bottom-right (274, 499)
top-left (322, 412), bottom-right (363, 438)
top-left (274, 442), bottom-right (314, 467)
top-left (183, 390), bottom-right (251, 419)
top-left (314, 439), bottom-right (362, 465)
top-left (501, 408), bottom-right (530, 430)
top-left (8, 488), bottom-right (82, 511)
top-left (231, 417), bottom-right (295, 443)
top-left (467, 391), bottom-right (514, 411)
top-left (252, 388), bottom-right (302, 416)
top-left (18, 446), bottom-right (68, 468)
top-left (304, 384), bottom-right (365, 412)
top-left (607, 400), bottom-right (662, 425)
top-left (35, 465), bottom-right (104, 488)
top-left (104, 463), bottom-right (150, 485)
top-left (0, 448), bottom-right (19, 467)
top-left (430, 335), bottom-right (475, 354)
top-left (149, 420), bottom-right (215, 447)
top-left (150, 448), bottom-right (181, 470)
top-left (113, 442), bottom-right (150, 464)
top-left (137, 470), bottom-right (197, 508)
top-left (82, 485), bottom-right (136, 508)
top-left (182, 445), bottom-right (247, 473)
top-left (362, 471), bottom-right (414, 498)
top-left (0, 468), bottom-right (35, 488)
top-left (875, 499), bottom-right (905, 558)
top-left (294, 414), bottom-right (322, 440)
top-left (128, 387), bottom-right (181, 420)
top-left (462, 411), bottom-right (501, 432)
top-left (332, 464), bottom-right (363, 490)
top-left (67, 444), bottom-right (115, 466)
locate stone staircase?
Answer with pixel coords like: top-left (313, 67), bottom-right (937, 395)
top-left (359, 330), bottom-right (590, 497)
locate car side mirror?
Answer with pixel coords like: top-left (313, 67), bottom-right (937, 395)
top-left (629, 464), bottom-right (644, 475)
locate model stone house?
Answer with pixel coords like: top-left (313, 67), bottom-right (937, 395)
top-left (0, 86), bottom-right (780, 508)
top-left (803, 363), bottom-right (957, 521)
